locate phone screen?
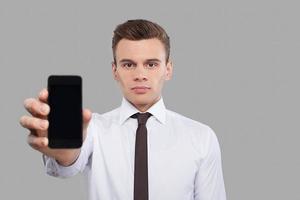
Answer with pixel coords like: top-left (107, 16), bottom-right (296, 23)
top-left (48, 76), bottom-right (82, 148)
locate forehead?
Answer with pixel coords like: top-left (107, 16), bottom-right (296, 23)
top-left (115, 38), bottom-right (166, 62)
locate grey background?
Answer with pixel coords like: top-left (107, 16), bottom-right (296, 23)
top-left (1, 0), bottom-right (299, 199)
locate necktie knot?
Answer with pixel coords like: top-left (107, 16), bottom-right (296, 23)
top-left (132, 112), bottom-right (152, 125)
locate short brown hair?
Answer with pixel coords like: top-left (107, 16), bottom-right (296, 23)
top-left (112, 19), bottom-right (170, 63)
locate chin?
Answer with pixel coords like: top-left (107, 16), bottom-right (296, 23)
top-left (131, 98), bottom-right (150, 105)
top-left (127, 95), bottom-right (152, 105)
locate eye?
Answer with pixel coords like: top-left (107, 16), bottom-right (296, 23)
top-left (122, 63), bottom-right (135, 69)
top-left (146, 62), bottom-right (158, 68)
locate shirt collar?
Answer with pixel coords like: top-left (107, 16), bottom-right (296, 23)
top-left (119, 96), bottom-right (167, 125)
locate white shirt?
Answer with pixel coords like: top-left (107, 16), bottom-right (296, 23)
top-left (44, 97), bottom-right (226, 200)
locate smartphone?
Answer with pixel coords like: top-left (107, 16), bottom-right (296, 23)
top-left (47, 75), bottom-right (82, 148)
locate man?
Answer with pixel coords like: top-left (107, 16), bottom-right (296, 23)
top-left (20, 19), bottom-right (226, 200)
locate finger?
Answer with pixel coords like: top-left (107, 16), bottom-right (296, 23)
top-left (27, 134), bottom-right (48, 150)
top-left (23, 98), bottom-right (50, 117)
top-left (38, 88), bottom-right (48, 103)
top-left (20, 115), bottom-right (49, 132)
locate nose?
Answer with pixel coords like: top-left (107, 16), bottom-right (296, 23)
top-left (133, 65), bottom-right (148, 81)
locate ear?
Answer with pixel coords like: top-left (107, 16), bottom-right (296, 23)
top-left (112, 61), bottom-right (119, 81)
top-left (165, 60), bottom-right (173, 81)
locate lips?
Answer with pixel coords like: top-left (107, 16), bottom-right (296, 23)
top-left (131, 86), bottom-right (150, 94)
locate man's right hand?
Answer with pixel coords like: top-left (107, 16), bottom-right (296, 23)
top-left (19, 88), bottom-right (92, 166)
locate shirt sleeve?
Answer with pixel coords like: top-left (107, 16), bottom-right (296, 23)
top-left (43, 115), bottom-right (95, 178)
top-left (194, 127), bottom-right (227, 200)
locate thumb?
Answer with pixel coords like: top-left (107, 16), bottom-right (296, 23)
top-left (82, 108), bottom-right (92, 139)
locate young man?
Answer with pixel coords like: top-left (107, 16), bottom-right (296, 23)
top-left (20, 19), bottom-right (226, 200)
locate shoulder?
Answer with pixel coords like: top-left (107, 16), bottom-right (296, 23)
top-left (166, 109), bottom-right (219, 154)
top-left (166, 109), bottom-right (212, 132)
top-left (90, 108), bottom-right (120, 129)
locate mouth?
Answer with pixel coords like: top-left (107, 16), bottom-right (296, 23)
top-left (131, 86), bottom-right (151, 94)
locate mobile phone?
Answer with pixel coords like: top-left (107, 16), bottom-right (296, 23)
top-left (47, 75), bottom-right (82, 148)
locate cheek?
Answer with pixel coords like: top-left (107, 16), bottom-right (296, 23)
top-left (118, 78), bottom-right (127, 88)
top-left (152, 75), bottom-right (166, 90)
top-left (117, 74), bottom-right (130, 89)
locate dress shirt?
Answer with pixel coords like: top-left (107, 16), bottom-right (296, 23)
top-left (44, 97), bottom-right (226, 200)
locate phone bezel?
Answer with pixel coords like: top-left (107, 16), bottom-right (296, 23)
top-left (47, 75), bottom-right (83, 149)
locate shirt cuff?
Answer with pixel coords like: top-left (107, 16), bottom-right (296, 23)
top-left (43, 151), bottom-right (83, 178)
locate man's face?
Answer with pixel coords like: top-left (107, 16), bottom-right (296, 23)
top-left (112, 38), bottom-right (173, 111)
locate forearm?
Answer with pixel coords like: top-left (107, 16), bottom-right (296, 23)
top-left (54, 149), bottom-right (81, 166)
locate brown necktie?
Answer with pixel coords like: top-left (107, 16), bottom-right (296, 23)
top-left (131, 112), bottom-right (152, 200)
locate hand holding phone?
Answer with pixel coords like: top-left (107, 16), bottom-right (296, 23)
top-left (20, 75), bottom-right (92, 166)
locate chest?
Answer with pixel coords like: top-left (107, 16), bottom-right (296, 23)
top-left (89, 124), bottom-right (198, 199)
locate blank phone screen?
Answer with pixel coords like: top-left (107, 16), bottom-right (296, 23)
top-left (48, 84), bottom-right (82, 145)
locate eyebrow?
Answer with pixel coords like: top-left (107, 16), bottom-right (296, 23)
top-left (119, 58), bottom-right (162, 64)
top-left (145, 58), bottom-right (162, 63)
top-left (119, 59), bottom-right (136, 64)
